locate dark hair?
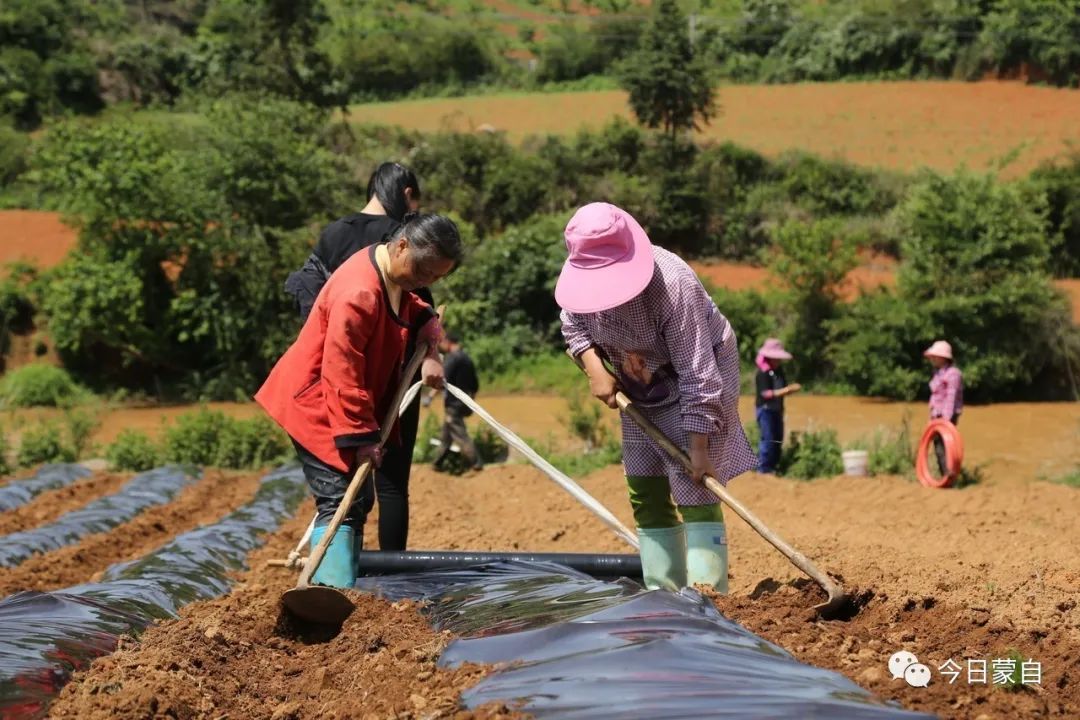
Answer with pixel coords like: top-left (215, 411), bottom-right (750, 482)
top-left (444, 330), bottom-right (461, 344)
top-left (394, 213), bottom-right (464, 270)
top-left (367, 162), bottom-right (421, 222)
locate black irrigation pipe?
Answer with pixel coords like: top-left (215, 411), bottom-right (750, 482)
top-left (0, 464), bottom-right (308, 720)
top-left (0, 466), bottom-right (199, 568)
top-left (359, 550), bottom-right (642, 581)
top-left (0, 464), bottom-right (92, 512)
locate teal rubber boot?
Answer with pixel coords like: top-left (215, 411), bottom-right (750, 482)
top-left (637, 525), bottom-right (688, 591)
top-left (309, 524), bottom-right (357, 589)
top-left (685, 522), bottom-right (729, 593)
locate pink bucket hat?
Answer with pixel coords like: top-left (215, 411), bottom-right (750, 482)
top-left (758, 338), bottom-right (793, 361)
top-left (923, 340), bottom-right (953, 360)
top-left (554, 203), bottom-right (654, 313)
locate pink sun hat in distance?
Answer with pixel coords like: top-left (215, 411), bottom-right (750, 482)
top-left (555, 203), bottom-right (655, 313)
top-left (758, 338), bottom-right (793, 361)
top-left (923, 340), bottom-right (953, 360)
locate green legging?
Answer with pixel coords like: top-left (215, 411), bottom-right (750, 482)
top-left (626, 475), bottom-right (724, 528)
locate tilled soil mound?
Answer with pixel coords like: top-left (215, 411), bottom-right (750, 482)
top-left (48, 502), bottom-right (525, 720)
top-left (0, 470), bottom-right (263, 596)
top-left (710, 582), bottom-right (1079, 719)
top-left (0, 472), bottom-right (129, 536)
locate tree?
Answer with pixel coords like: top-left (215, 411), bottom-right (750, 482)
top-left (189, 0), bottom-right (346, 108)
top-left (830, 170), bottom-right (1080, 400)
top-left (34, 96), bottom-right (351, 397)
top-left (616, 0), bottom-right (716, 142)
top-left (767, 218), bottom-right (857, 380)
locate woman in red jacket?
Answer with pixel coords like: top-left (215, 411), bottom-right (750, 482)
top-left (256, 214), bottom-right (462, 588)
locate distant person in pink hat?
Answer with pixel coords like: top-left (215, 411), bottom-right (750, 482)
top-left (754, 338), bottom-right (802, 474)
top-left (924, 340), bottom-right (963, 473)
top-left (557, 202), bottom-right (755, 594)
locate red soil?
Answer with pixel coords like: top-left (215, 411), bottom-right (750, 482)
top-left (0, 210), bottom-right (77, 269)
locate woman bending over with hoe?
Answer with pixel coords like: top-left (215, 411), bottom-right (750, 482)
top-left (557, 203), bottom-right (755, 593)
top-left (257, 214), bottom-right (462, 589)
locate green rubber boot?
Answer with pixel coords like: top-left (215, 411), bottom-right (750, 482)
top-left (685, 522), bottom-right (729, 593)
top-left (637, 524), bottom-right (688, 591)
top-left (309, 524), bottom-right (357, 589)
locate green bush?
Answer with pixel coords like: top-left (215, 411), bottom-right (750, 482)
top-left (0, 266), bottom-right (36, 354)
top-left (897, 171), bottom-right (1073, 399)
top-left (710, 287), bottom-right (775, 371)
top-left (827, 290), bottom-right (928, 399)
top-left (212, 415), bottom-right (291, 470)
top-left (475, 425), bottom-right (509, 464)
top-left (34, 97), bottom-right (348, 398)
top-left (63, 408), bottom-right (99, 459)
top-left (17, 422), bottom-right (76, 467)
top-left (1049, 467), bottom-right (1080, 488)
top-left (439, 214), bottom-right (566, 356)
top-left (744, 420), bottom-right (761, 455)
top-left (105, 429), bottom-right (160, 472)
top-left (767, 218), bottom-right (857, 380)
top-left (162, 408), bottom-right (228, 467)
top-left (1031, 154), bottom-right (1080, 277)
top-left (778, 427), bottom-right (843, 480)
top-left (531, 433), bottom-right (623, 479)
top-left (163, 408), bottom-right (289, 470)
top-left (831, 171), bottom-right (1080, 401)
top-left (775, 151), bottom-right (898, 216)
top-left (0, 364), bottom-right (87, 408)
top-left (0, 124), bottom-right (31, 187)
top-left (413, 412), bottom-right (441, 464)
top-left (565, 391), bottom-right (617, 452)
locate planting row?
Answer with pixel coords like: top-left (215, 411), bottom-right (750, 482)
top-left (0, 467), bottom-right (196, 568)
top-left (0, 465), bottom-right (306, 719)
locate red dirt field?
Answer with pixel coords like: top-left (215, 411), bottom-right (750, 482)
top-left (0, 210), bottom-right (78, 268)
top-left (9, 393), bottom-right (1076, 718)
top-left (347, 81), bottom-right (1080, 178)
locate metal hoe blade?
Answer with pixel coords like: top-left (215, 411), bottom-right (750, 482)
top-left (282, 585), bottom-right (356, 626)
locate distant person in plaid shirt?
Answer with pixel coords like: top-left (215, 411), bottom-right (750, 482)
top-left (924, 340), bottom-right (963, 474)
top-left (557, 203), bottom-right (755, 594)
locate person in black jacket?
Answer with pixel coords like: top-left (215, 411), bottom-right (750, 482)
top-left (283, 162), bottom-right (428, 552)
top-left (432, 332), bottom-right (483, 472)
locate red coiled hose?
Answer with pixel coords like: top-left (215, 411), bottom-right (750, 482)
top-left (916, 419), bottom-right (964, 488)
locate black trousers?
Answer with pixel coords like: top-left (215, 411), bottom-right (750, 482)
top-left (933, 414), bottom-right (960, 476)
top-left (292, 392), bottom-right (420, 551)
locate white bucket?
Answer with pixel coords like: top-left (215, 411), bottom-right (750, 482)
top-left (842, 450), bottom-right (869, 477)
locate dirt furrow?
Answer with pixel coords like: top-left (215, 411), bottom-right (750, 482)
top-left (48, 500), bottom-right (524, 720)
top-left (0, 472), bottom-right (130, 536)
top-left (0, 470), bottom-right (263, 596)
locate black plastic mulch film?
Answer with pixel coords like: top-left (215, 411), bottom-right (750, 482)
top-left (0, 465), bottom-right (308, 720)
top-left (0, 465), bottom-right (92, 513)
top-left (0, 466), bottom-right (199, 568)
top-left (358, 564), bottom-right (935, 719)
top-left (0, 463), bottom-right (932, 719)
